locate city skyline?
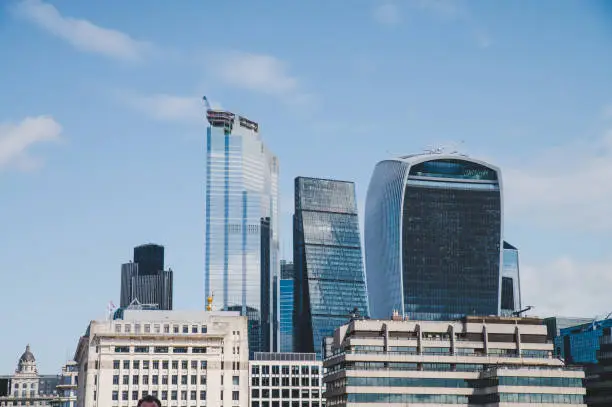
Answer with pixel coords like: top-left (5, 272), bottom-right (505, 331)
top-left (1, 0), bottom-right (611, 373)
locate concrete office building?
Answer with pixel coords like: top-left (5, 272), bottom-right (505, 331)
top-left (324, 316), bottom-right (586, 406)
top-left (365, 152), bottom-right (504, 320)
top-left (50, 361), bottom-right (78, 407)
top-left (0, 346), bottom-right (59, 407)
top-left (74, 310), bottom-right (249, 407)
top-left (250, 353), bottom-right (323, 407)
top-left (205, 103), bottom-right (280, 353)
top-left (120, 244), bottom-right (173, 311)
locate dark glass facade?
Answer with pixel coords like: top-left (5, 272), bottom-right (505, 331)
top-left (133, 244), bottom-right (164, 275)
top-left (293, 177), bottom-right (369, 358)
top-left (366, 155), bottom-right (503, 320)
top-left (501, 241), bottom-right (521, 316)
top-left (280, 261), bottom-right (294, 353)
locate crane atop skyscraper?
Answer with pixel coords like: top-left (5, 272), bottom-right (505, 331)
top-left (202, 95), bottom-right (211, 111)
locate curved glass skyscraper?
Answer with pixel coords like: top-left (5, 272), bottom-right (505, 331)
top-left (365, 153), bottom-right (503, 320)
top-left (205, 109), bottom-right (279, 353)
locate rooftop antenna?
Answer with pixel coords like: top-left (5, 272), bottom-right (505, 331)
top-left (202, 95), bottom-right (211, 111)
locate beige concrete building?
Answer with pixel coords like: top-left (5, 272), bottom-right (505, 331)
top-left (74, 310), bottom-right (249, 407)
top-left (324, 316), bottom-right (586, 406)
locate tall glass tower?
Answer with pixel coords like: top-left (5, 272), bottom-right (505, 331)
top-left (365, 153), bottom-right (503, 320)
top-left (205, 108), bottom-right (280, 353)
top-left (500, 241), bottom-right (522, 316)
top-left (280, 260), bottom-right (294, 353)
top-left (293, 177), bottom-right (369, 357)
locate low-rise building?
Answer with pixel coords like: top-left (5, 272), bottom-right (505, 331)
top-left (324, 316), bottom-right (586, 406)
top-left (249, 352), bottom-right (323, 407)
top-left (74, 310), bottom-right (249, 407)
top-left (50, 361), bottom-right (78, 407)
top-left (0, 345), bottom-right (59, 407)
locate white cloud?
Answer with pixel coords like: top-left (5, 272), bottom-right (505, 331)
top-left (522, 256), bottom-right (611, 318)
top-left (209, 51), bottom-right (312, 107)
top-left (373, 3), bottom-right (401, 26)
top-left (119, 92), bottom-right (222, 124)
top-left (13, 0), bottom-right (151, 62)
top-left (502, 130), bottom-right (612, 231)
top-left (0, 116), bottom-right (62, 170)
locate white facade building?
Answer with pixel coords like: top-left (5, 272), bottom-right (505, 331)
top-left (74, 310), bottom-right (249, 407)
top-left (0, 345), bottom-right (58, 407)
top-left (324, 316), bottom-right (586, 406)
top-left (249, 353), bottom-right (323, 407)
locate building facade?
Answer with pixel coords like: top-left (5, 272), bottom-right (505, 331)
top-left (249, 353), bottom-right (323, 407)
top-left (280, 261), bottom-right (295, 353)
top-left (365, 153), bottom-right (503, 320)
top-left (545, 317), bottom-right (594, 341)
top-left (205, 107), bottom-right (280, 354)
top-left (324, 316), bottom-right (586, 406)
top-left (500, 241), bottom-right (522, 316)
top-left (293, 177), bottom-right (369, 357)
top-left (585, 325), bottom-right (612, 406)
top-left (50, 361), bottom-right (78, 407)
top-left (553, 319), bottom-right (612, 365)
top-left (0, 346), bottom-right (59, 407)
top-left (74, 310), bottom-right (249, 407)
top-left (120, 244), bottom-right (173, 310)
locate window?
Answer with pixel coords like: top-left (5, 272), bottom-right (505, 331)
top-left (233, 376), bottom-right (240, 385)
top-left (122, 391), bottom-right (128, 401)
top-left (172, 375), bottom-right (178, 385)
top-left (190, 390), bottom-right (197, 400)
top-left (133, 376), bottom-right (139, 385)
top-left (152, 375), bottom-right (159, 385)
top-left (113, 360), bottom-right (120, 369)
top-left (162, 375), bottom-right (168, 385)
top-left (252, 377), bottom-right (259, 386)
top-left (262, 366), bottom-right (270, 375)
top-left (191, 361), bottom-right (198, 369)
top-left (181, 375), bottom-right (188, 385)
top-left (173, 347), bottom-right (188, 354)
top-left (200, 391), bottom-right (206, 400)
top-left (301, 390), bottom-right (309, 399)
top-left (153, 361), bottom-right (159, 370)
top-left (135, 347), bottom-right (149, 353)
top-left (272, 366), bottom-right (280, 375)
top-left (232, 391), bottom-right (240, 401)
top-left (144, 324), bottom-right (151, 333)
top-left (133, 361), bottom-right (140, 369)
top-left (173, 325), bottom-right (179, 333)
top-left (171, 391), bottom-right (178, 401)
top-left (154, 324), bottom-right (161, 333)
top-left (191, 375), bottom-right (197, 385)
top-left (132, 390), bottom-right (139, 400)
top-left (262, 377), bottom-right (270, 386)
top-left (301, 366), bottom-right (309, 375)
top-left (162, 390), bottom-right (168, 400)
top-left (200, 376), bottom-right (207, 385)
top-left (201, 325), bottom-right (208, 333)
top-left (143, 360), bottom-right (150, 369)
top-left (183, 325), bottom-right (189, 333)
top-left (162, 361), bottom-right (169, 369)
top-left (301, 377), bottom-right (309, 386)
top-left (291, 366), bottom-right (299, 375)
top-left (311, 366), bottom-right (319, 375)
top-left (182, 360), bottom-right (188, 370)
top-left (272, 390), bottom-right (279, 399)
top-left (272, 377), bottom-right (279, 386)
top-left (252, 389), bottom-right (260, 399)
top-left (193, 347), bottom-right (207, 354)
top-left (125, 325), bottom-right (131, 333)
top-left (281, 366), bottom-right (289, 375)
top-left (123, 376), bottom-right (129, 385)
top-left (112, 391), bottom-right (118, 401)
top-left (123, 360), bottom-right (130, 370)
top-left (281, 378), bottom-right (289, 386)
top-left (262, 389), bottom-right (270, 398)
top-left (115, 346), bottom-right (130, 353)
top-left (192, 325), bottom-right (198, 333)
top-left (113, 375), bottom-right (119, 385)
top-left (154, 347), bottom-right (168, 354)
top-left (164, 324), bottom-right (170, 333)
top-left (181, 390), bottom-right (187, 400)
top-left (143, 375), bottom-right (149, 385)
top-left (172, 361), bottom-right (179, 369)
top-left (201, 361), bottom-right (208, 370)
top-left (291, 377), bottom-right (299, 386)
top-left (291, 390), bottom-right (299, 399)
top-left (252, 366), bottom-right (260, 375)
top-left (282, 390), bottom-right (289, 399)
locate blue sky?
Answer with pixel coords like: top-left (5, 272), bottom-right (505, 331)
top-left (1, 0), bottom-right (611, 373)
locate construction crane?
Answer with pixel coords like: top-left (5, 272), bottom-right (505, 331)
top-left (512, 305), bottom-right (534, 317)
top-left (202, 95), bottom-right (211, 111)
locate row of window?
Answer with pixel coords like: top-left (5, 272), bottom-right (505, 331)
top-left (346, 345), bottom-right (550, 358)
top-left (112, 373), bottom-right (235, 386)
top-left (251, 377), bottom-right (320, 387)
top-left (252, 389), bottom-right (320, 399)
top-left (251, 401), bottom-right (321, 407)
top-left (114, 346), bottom-right (210, 354)
top-left (472, 393), bottom-right (583, 404)
top-left (114, 324), bottom-right (214, 335)
top-left (326, 361), bottom-right (562, 373)
top-left (111, 390), bottom-right (239, 402)
top-left (113, 360), bottom-right (207, 370)
top-left (252, 366), bottom-right (319, 375)
top-left (477, 376), bottom-right (584, 388)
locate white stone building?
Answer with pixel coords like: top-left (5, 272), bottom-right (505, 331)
top-left (0, 345), bottom-right (59, 407)
top-left (324, 316), bottom-right (587, 406)
top-left (249, 353), bottom-right (323, 407)
top-left (74, 310), bottom-right (249, 407)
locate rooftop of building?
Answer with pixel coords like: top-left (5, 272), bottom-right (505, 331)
top-left (252, 352), bottom-right (318, 362)
top-left (111, 309), bottom-right (241, 322)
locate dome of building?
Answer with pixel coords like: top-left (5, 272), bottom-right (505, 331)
top-left (19, 345), bottom-right (36, 363)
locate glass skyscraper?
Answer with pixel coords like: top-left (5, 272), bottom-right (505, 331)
top-left (279, 260), bottom-right (294, 353)
top-left (365, 153), bottom-right (503, 320)
top-left (500, 241), bottom-right (522, 316)
top-left (205, 108), bottom-right (280, 353)
top-left (293, 177), bottom-right (369, 357)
